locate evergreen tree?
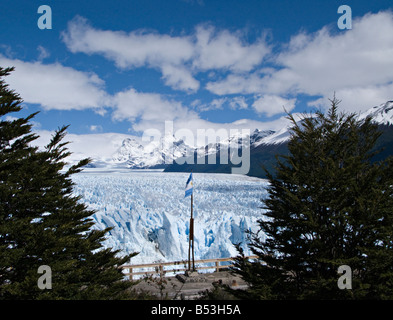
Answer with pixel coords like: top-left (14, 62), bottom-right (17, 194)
top-left (0, 67), bottom-right (137, 299)
top-left (233, 97), bottom-right (393, 299)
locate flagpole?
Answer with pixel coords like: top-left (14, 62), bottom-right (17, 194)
top-left (185, 171), bottom-right (195, 272)
top-left (191, 192), bottom-right (195, 271)
top-left (188, 200), bottom-right (191, 271)
top-left (188, 196), bottom-right (194, 271)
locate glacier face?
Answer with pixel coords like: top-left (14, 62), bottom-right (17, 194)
top-left (72, 169), bottom-right (269, 265)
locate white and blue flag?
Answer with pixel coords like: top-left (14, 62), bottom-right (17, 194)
top-left (185, 173), bottom-right (193, 198)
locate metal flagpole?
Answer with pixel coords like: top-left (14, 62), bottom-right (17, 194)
top-left (188, 206), bottom-right (191, 271)
top-left (191, 192), bottom-right (195, 270)
top-left (187, 171), bottom-right (195, 271)
top-left (187, 196), bottom-right (194, 271)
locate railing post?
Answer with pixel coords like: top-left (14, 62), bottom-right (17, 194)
top-left (159, 265), bottom-right (164, 278)
top-left (129, 267), bottom-right (133, 280)
top-left (215, 261), bottom-right (219, 273)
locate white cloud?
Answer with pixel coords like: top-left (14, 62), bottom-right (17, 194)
top-left (0, 55), bottom-right (110, 112)
top-left (309, 83), bottom-right (393, 112)
top-left (206, 11), bottom-right (393, 113)
top-left (33, 130), bottom-right (136, 163)
top-left (62, 16), bottom-right (197, 92)
top-left (160, 64), bottom-right (200, 92)
top-left (109, 88), bottom-right (284, 145)
top-left (252, 95), bottom-right (296, 117)
top-left (6, 10), bottom-right (393, 146)
top-left (270, 20), bottom-right (384, 93)
top-left (89, 125), bottom-right (103, 133)
top-left (62, 16), bottom-right (195, 69)
top-left (193, 25), bottom-right (269, 72)
top-left (229, 96), bottom-right (248, 110)
top-left (267, 11), bottom-right (393, 112)
top-left (111, 87), bottom-right (199, 129)
top-left (36, 45), bottom-right (50, 61)
top-left (61, 16), bottom-right (270, 93)
top-left (192, 96), bottom-right (248, 112)
top-left (195, 97), bottom-right (227, 112)
top-left (206, 72), bottom-right (266, 95)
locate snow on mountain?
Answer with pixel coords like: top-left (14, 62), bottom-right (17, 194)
top-left (72, 170), bottom-right (268, 265)
top-left (253, 127), bottom-right (291, 146)
top-left (34, 131), bottom-right (139, 168)
top-left (250, 129), bottom-right (276, 145)
top-left (251, 100), bottom-right (393, 147)
top-left (220, 128), bottom-right (275, 149)
top-left (195, 129), bottom-right (275, 156)
top-left (359, 100), bottom-right (393, 125)
top-left (34, 101), bottom-right (393, 170)
top-left (112, 135), bottom-right (195, 168)
top-left (111, 129), bottom-right (278, 169)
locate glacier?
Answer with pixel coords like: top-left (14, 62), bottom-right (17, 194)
top-left (72, 169), bottom-right (269, 266)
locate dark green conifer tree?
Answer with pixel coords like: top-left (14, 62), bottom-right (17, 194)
top-left (0, 67), bottom-right (137, 299)
top-left (233, 97), bottom-right (393, 299)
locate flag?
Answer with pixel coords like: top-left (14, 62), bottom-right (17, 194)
top-left (185, 173), bottom-right (193, 198)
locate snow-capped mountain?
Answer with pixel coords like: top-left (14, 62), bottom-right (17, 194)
top-left (112, 135), bottom-right (195, 168)
top-left (111, 101), bottom-right (393, 170)
top-left (197, 128), bottom-right (275, 156)
top-left (165, 100), bottom-right (393, 177)
top-left (40, 100), bottom-right (391, 170)
top-left (110, 129), bottom-right (277, 169)
top-left (251, 100), bottom-right (393, 147)
top-left (359, 100), bottom-right (393, 125)
top-left (252, 100), bottom-right (393, 146)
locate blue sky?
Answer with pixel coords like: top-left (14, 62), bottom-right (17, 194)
top-left (1, 0), bottom-right (393, 139)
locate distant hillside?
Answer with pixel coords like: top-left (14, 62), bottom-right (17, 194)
top-left (372, 124), bottom-right (393, 162)
top-left (164, 141), bottom-right (289, 179)
top-left (164, 124), bottom-right (393, 179)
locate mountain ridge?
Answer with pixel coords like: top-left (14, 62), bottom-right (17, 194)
top-left (77, 100), bottom-right (393, 172)
top-left (164, 100), bottom-right (393, 178)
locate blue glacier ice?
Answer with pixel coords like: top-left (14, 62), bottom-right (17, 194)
top-left (72, 169), bottom-right (269, 265)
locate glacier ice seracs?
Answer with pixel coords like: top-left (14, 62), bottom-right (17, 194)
top-left (72, 170), bottom-right (269, 265)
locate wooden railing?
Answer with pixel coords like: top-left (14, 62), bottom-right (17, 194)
top-left (121, 255), bottom-right (258, 280)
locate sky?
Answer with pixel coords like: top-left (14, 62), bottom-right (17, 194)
top-left (1, 0), bottom-right (393, 149)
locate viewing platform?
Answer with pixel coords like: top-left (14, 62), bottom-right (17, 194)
top-left (121, 255), bottom-right (258, 299)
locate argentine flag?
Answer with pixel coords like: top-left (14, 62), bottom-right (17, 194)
top-left (185, 173), bottom-right (193, 198)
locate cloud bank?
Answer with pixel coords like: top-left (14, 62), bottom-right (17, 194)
top-left (2, 10), bottom-right (393, 139)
